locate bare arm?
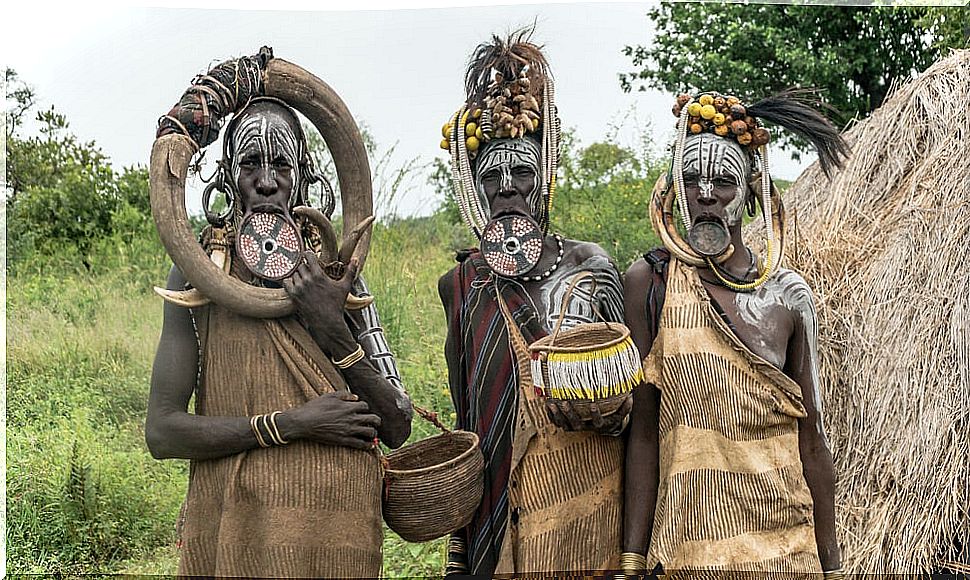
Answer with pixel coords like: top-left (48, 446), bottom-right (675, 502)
top-left (784, 280), bottom-right (841, 571)
top-left (146, 266), bottom-right (382, 460)
top-left (622, 258), bottom-right (662, 558)
top-left (284, 253), bottom-right (412, 448)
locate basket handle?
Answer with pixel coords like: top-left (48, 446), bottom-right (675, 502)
top-left (549, 271), bottom-right (603, 345)
top-left (413, 403), bottom-right (452, 434)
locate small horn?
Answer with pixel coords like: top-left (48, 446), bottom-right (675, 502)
top-left (293, 205), bottom-right (338, 262)
top-left (154, 287), bottom-right (211, 308)
top-left (338, 215), bottom-right (376, 265)
top-left (345, 294), bottom-right (375, 310)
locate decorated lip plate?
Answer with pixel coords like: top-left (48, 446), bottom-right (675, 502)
top-left (236, 212), bottom-right (304, 280)
top-left (481, 214), bottom-right (544, 278)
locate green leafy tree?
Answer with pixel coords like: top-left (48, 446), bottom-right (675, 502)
top-left (620, 5), bottom-right (970, 151)
top-left (5, 69), bottom-right (155, 270)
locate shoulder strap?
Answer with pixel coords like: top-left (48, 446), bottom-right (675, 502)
top-left (643, 247), bottom-right (671, 344)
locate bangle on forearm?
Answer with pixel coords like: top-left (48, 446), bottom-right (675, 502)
top-left (251, 411), bottom-right (289, 447)
top-left (620, 551), bottom-right (648, 575)
top-left (332, 344), bottom-right (366, 369)
top-left (823, 569), bottom-right (846, 580)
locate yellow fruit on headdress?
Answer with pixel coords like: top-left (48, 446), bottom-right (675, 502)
top-left (441, 123), bottom-right (451, 138)
top-left (476, 127), bottom-right (484, 140)
top-left (472, 108), bottom-right (482, 119)
top-left (466, 136), bottom-right (480, 150)
top-left (700, 104), bottom-right (716, 120)
top-left (690, 123), bottom-right (703, 134)
top-left (687, 102), bottom-right (702, 117)
top-left (532, 118), bottom-right (540, 130)
top-left (466, 122), bottom-right (477, 135)
top-left (714, 124), bottom-right (730, 137)
top-left (713, 113), bottom-right (726, 126)
top-left (737, 132), bottom-right (753, 146)
top-left (698, 94), bottom-right (714, 106)
top-left (440, 138), bottom-right (449, 150)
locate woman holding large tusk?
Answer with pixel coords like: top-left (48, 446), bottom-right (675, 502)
top-left (145, 50), bottom-right (412, 578)
top-left (621, 90), bottom-right (850, 579)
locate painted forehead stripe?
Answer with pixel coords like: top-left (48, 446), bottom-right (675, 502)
top-left (683, 134), bottom-right (749, 182)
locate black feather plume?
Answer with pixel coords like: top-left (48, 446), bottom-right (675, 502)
top-left (747, 88), bottom-right (850, 178)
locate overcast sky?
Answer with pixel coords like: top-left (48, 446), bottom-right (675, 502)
top-left (2, 0), bottom-right (813, 217)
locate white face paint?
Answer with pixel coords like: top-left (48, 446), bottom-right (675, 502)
top-left (682, 133), bottom-right (752, 225)
top-left (735, 269), bottom-right (830, 449)
top-left (474, 138), bottom-right (544, 222)
top-left (228, 105), bottom-right (304, 207)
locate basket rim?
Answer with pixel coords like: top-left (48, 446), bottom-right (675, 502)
top-left (384, 429), bottom-right (481, 477)
top-left (528, 321), bottom-right (631, 354)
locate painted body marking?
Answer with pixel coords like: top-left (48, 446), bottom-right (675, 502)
top-left (683, 133), bottom-right (751, 225)
top-left (229, 110), bottom-right (304, 204)
top-left (474, 138), bottom-right (543, 220)
top-left (735, 267), bottom-right (830, 447)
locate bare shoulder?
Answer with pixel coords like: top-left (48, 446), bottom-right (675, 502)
top-left (561, 238), bottom-right (619, 273)
top-left (624, 257), bottom-right (653, 291)
top-left (767, 268), bottom-right (817, 324)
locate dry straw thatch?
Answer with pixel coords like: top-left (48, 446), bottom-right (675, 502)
top-left (753, 49), bottom-right (970, 574)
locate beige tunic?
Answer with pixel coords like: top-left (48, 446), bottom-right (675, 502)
top-left (496, 296), bottom-right (624, 576)
top-left (177, 305), bottom-right (383, 578)
top-left (642, 260), bottom-right (821, 577)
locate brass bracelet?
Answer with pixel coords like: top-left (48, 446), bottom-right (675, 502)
top-left (620, 551), bottom-right (648, 574)
top-left (267, 410), bottom-right (288, 445)
top-left (823, 569), bottom-right (847, 580)
top-left (332, 344), bottom-right (366, 369)
top-left (250, 414), bottom-right (270, 448)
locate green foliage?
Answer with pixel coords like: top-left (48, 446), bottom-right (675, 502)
top-left (620, 5), bottom-right (970, 152)
top-left (5, 72), bottom-right (157, 270)
top-left (552, 130), bottom-right (666, 269)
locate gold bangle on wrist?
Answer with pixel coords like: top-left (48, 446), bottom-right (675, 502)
top-left (332, 344), bottom-right (366, 369)
top-left (620, 551), bottom-right (648, 574)
top-left (823, 569), bottom-right (846, 580)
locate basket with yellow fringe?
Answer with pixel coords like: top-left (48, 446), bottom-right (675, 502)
top-left (382, 405), bottom-right (484, 542)
top-left (528, 272), bottom-right (642, 421)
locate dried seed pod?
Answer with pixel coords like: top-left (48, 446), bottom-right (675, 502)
top-left (712, 113), bottom-right (726, 126)
top-left (525, 95), bottom-right (540, 112)
top-left (730, 120), bottom-right (748, 135)
top-left (714, 124), bottom-right (730, 137)
top-left (737, 132), bottom-right (753, 146)
top-left (730, 104), bottom-right (746, 118)
top-left (523, 109), bottom-right (539, 120)
top-left (519, 77), bottom-right (531, 89)
top-left (676, 93), bottom-right (691, 107)
top-left (672, 103), bottom-right (682, 118)
top-left (495, 72), bottom-right (504, 84)
top-left (502, 88), bottom-right (512, 98)
top-left (713, 96), bottom-right (726, 108)
top-left (690, 116), bottom-right (701, 125)
top-left (726, 95), bottom-right (740, 106)
top-left (751, 127), bottom-right (770, 146)
top-left (744, 116), bottom-right (757, 130)
top-left (513, 94), bottom-right (527, 104)
top-left (510, 125), bottom-right (519, 138)
top-left (690, 123), bottom-right (703, 134)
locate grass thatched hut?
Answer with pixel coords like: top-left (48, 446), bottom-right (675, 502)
top-left (756, 49), bottom-right (970, 574)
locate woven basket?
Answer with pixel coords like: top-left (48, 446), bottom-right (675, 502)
top-left (527, 273), bottom-right (640, 421)
top-left (383, 429), bottom-right (484, 542)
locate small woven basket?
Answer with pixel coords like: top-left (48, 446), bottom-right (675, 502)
top-left (382, 409), bottom-right (484, 542)
top-left (528, 273), bottom-right (641, 420)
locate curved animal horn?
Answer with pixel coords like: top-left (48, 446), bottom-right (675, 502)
top-left (338, 215), bottom-right (375, 265)
top-left (153, 245), bottom-right (231, 308)
top-left (150, 57), bottom-right (374, 318)
top-left (293, 205), bottom-right (338, 262)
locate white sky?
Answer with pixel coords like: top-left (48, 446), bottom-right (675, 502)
top-left (1, 0), bottom-right (813, 217)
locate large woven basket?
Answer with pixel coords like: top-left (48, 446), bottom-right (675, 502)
top-left (383, 428), bottom-right (484, 542)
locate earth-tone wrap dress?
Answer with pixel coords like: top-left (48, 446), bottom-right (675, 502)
top-left (444, 251), bottom-right (624, 577)
top-left (177, 304), bottom-right (383, 578)
top-left (642, 259), bottom-right (822, 577)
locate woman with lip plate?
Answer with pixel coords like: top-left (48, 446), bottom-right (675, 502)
top-left (619, 90), bottom-right (851, 579)
top-left (437, 29), bottom-right (633, 577)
